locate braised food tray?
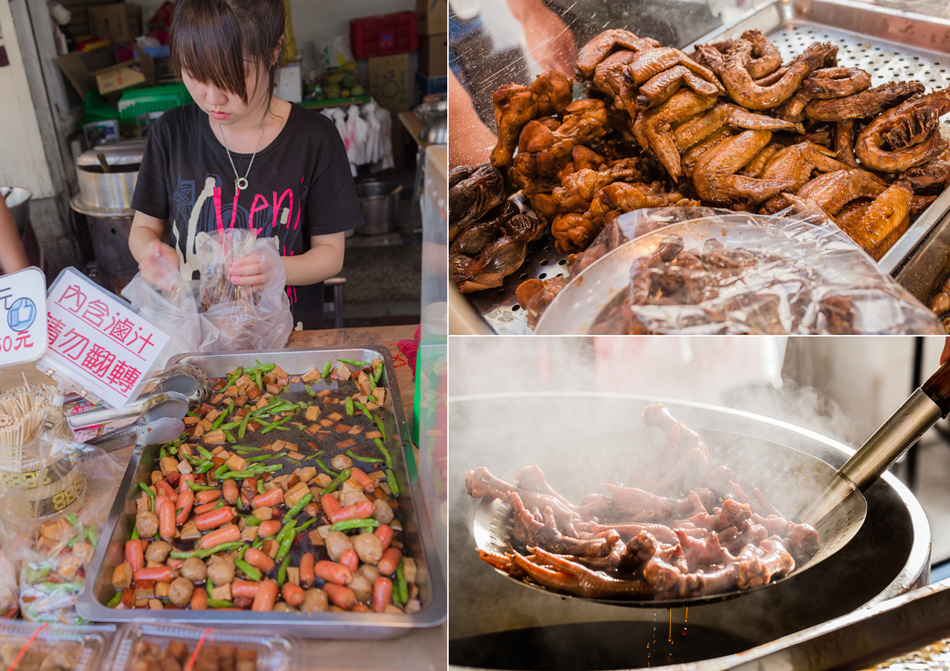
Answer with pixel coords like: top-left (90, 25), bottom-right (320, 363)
top-left (460, 0), bottom-right (950, 334)
top-left (77, 346), bottom-right (447, 638)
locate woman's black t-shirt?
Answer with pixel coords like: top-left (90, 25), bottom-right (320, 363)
top-left (131, 102), bottom-right (363, 328)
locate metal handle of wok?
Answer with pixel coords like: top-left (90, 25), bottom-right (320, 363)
top-left (797, 359), bottom-right (950, 526)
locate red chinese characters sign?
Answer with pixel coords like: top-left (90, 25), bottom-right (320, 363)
top-left (41, 269), bottom-right (169, 408)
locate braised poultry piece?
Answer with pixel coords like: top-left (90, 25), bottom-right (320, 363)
top-left (466, 404), bottom-right (818, 600)
top-left (450, 26), bottom-right (950, 312)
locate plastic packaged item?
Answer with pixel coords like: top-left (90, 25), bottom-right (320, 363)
top-left (533, 208), bottom-right (945, 335)
top-left (122, 228), bottom-right (293, 356)
top-left (107, 622), bottom-right (296, 671)
top-left (0, 620), bottom-right (115, 670)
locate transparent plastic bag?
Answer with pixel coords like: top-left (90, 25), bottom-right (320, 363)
top-left (0, 435), bottom-right (125, 624)
top-left (534, 208), bottom-right (944, 335)
top-left (123, 229), bottom-right (293, 356)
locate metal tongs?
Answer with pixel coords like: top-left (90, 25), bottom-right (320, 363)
top-left (797, 356), bottom-right (950, 527)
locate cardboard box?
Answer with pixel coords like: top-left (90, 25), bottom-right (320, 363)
top-left (56, 45), bottom-right (156, 99)
top-left (416, 0), bottom-right (447, 35)
top-left (368, 53), bottom-right (411, 115)
top-left (88, 3), bottom-right (142, 44)
top-left (418, 33), bottom-right (447, 77)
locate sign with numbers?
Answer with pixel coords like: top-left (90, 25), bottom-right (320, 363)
top-left (0, 266), bottom-right (48, 367)
top-left (38, 267), bottom-right (169, 408)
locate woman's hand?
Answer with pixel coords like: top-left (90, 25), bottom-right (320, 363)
top-left (138, 239), bottom-right (181, 292)
top-left (230, 253), bottom-right (277, 290)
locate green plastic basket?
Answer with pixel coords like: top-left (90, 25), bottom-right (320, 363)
top-left (117, 83), bottom-right (192, 120)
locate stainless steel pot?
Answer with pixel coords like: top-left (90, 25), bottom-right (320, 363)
top-left (449, 394), bottom-right (931, 670)
top-left (356, 181), bottom-right (402, 235)
top-left (1, 187), bottom-right (31, 234)
top-left (70, 195), bottom-right (139, 292)
top-left (75, 139), bottom-right (147, 212)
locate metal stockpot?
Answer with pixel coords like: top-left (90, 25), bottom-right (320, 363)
top-left (75, 139), bottom-right (147, 211)
top-left (356, 181), bottom-right (402, 235)
top-left (449, 394), bottom-right (931, 671)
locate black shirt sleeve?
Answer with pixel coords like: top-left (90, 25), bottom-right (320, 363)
top-left (304, 110), bottom-right (365, 237)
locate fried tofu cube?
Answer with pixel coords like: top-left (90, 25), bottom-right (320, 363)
top-left (305, 406), bottom-right (321, 422)
top-left (241, 525), bottom-right (259, 541)
top-left (285, 482), bottom-right (310, 508)
top-left (288, 451), bottom-right (305, 461)
top-left (159, 457), bottom-right (179, 476)
top-left (212, 583), bottom-right (232, 602)
top-left (372, 388), bottom-right (386, 405)
top-left (295, 466), bottom-right (317, 483)
top-left (328, 412), bottom-right (344, 422)
top-left (302, 368), bottom-right (322, 383)
top-left (226, 454), bottom-right (248, 472)
top-left (203, 430), bottom-right (226, 444)
top-left (305, 424), bottom-right (320, 435)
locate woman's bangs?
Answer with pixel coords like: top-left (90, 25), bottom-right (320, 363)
top-left (170, 10), bottom-right (248, 101)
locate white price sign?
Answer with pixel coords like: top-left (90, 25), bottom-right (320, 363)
top-left (0, 266), bottom-right (48, 367)
top-left (40, 268), bottom-right (170, 408)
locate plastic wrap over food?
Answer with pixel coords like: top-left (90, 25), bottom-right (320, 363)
top-left (534, 208), bottom-right (944, 335)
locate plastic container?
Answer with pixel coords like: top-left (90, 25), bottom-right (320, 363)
top-left (350, 11), bottom-right (418, 59)
top-left (0, 621), bottom-right (115, 670)
top-left (117, 83), bottom-right (192, 120)
top-left (106, 623), bottom-right (297, 671)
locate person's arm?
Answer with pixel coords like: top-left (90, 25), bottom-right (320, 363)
top-left (0, 198), bottom-right (29, 274)
top-left (506, 0), bottom-right (577, 77)
top-left (129, 211), bottom-right (180, 290)
top-left (230, 232), bottom-right (346, 288)
top-left (449, 70), bottom-right (498, 168)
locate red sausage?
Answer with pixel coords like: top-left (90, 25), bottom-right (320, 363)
top-left (125, 539), bottom-right (144, 573)
top-left (243, 547), bottom-right (276, 573)
top-left (195, 489), bottom-right (221, 505)
top-left (154, 480), bottom-right (178, 502)
top-left (281, 582), bottom-right (305, 607)
top-left (232, 579), bottom-right (261, 599)
top-left (372, 577), bottom-right (393, 612)
top-left (175, 490), bottom-right (194, 526)
top-left (195, 506), bottom-right (236, 531)
top-left (133, 566), bottom-right (173, 582)
top-left (328, 500), bottom-right (376, 525)
top-left (157, 498), bottom-right (176, 542)
top-left (299, 552), bottom-right (315, 587)
top-left (314, 560), bottom-right (352, 586)
top-left (377, 548), bottom-right (402, 576)
top-left (192, 500), bottom-right (221, 516)
top-left (350, 467), bottom-right (375, 494)
top-left (251, 488), bottom-right (284, 508)
top-left (178, 473), bottom-right (195, 493)
top-left (190, 589), bottom-right (209, 610)
top-left (222, 479), bottom-right (239, 504)
top-left (257, 520), bottom-right (281, 538)
top-left (374, 524), bottom-right (394, 551)
top-left (167, 558), bottom-right (184, 571)
top-left (323, 583), bottom-right (358, 610)
top-left (199, 524), bottom-right (241, 549)
top-left (251, 579), bottom-right (279, 612)
top-left (339, 549), bottom-right (359, 575)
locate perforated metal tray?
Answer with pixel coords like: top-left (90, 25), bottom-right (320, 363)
top-left (457, 0), bottom-right (950, 335)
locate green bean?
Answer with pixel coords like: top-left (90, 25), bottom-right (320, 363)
top-left (329, 518), bottom-right (380, 533)
top-left (159, 446), bottom-right (167, 459)
top-left (347, 449), bottom-right (381, 464)
top-left (237, 545), bottom-right (247, 561)
top-left (354, 401), bottom-right (373, 419)
top-left (275, 519), bottom-right (297, 546)
top-left (275, 426), bottom-right (290, 431)
top-left (338, 358), bottom-right (371, 368)
top-left (257, 479), bottom-right (265, 495)
top-left (260, 416), bottom-right (292, 434)
top-left (345, 397), bottom-right (354, 416)
top-left (314, 458), bottom-right (338, 477)
top-left (210, 403), bottom-right (232, 431)
top-left (225, 367), bottom-right (243, 387)
top-left (296, 517), bottom-right (317, 533)
top-left (106, 592), bottom-right (122, 608)
top-left (321, 360), bottom-right (332, 377)
top-left (214, 464), bottom-right (230, 478)
top-left (195, 460), bottom-right (215, 475)
top-left (235, 559), bottom-right (261, 581)
top-left (246, 453), bottom-right (278, 463)
top-left (274, 528), bottom-right (295, 562)
top-left (320, 468), bottom-right (351, 496)
top-left (375, 439), bottom-right (393, 470)
top-left (217, 465), bottom-right (281, 480)
top-left (186, 481), bottom-right (218, 492)
top-left (138, 483), bottom-right (156, 511)
top-left (237, 412), bottom-right (251, 439)
top-left (284, 492), bottom-right (313, 521)
top-left (305, 383), bottom-right (317, 397)
top-left (246, 517), bottom-right (262, 527)
top-left (169, 541), bottom-right (244, 560)
top-left (386, 469), bottom-right (400, 496)
top-left (187, 411), bottom-right (201, 418)
top-left (206, 579), bottom-right (213, 598)
top-left (252, 536), bottom-right (264, 550)
top-left (196, 445), bottom-right (215, 461)
top-left (277, 556), bottom-right (291, 586)
top-left (224, 430), bottom-right (236, 443)
top-left (207, 599), bottom-right (234, 608)
top-left (130, 528), bottom-right (139, 540)
top-left (212, 499), bottom-right (226, 511)
top-left (372, 362), bottom-right (384, 387)
top-left (373, 415), bottom-right (387, 441)
top-left (218, 421), bottom-right (242, 431)
top-left (230, 445), bottom-right (262, 452)
top-left (303, 451), bottom-right (324, 462)
top-left (181, 452), bottom-right (203, 467)
top-left (395, 558), bottom-right (408, 605)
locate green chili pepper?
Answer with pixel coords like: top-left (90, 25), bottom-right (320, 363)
top-left (235, 559), bottom-right (262, 582)
top-left (253, 536), bottom-right (264, 549)
top-left (196, 445), bottom-right (215, 461)
top-left (195, 461), bottom-right (215, 475)
top-left (66, 513), bottom-right (79, 527)
top-left (210, 409), bottom-right (228, 431)
top-left (276, 518), bottom-right (297, 544)
top-left (218, 421), bottom-right (241, 431)
top-left (375, 439), bottom-right (393, 470)
top-left (186, 481), bottom-right (218, 492)
top-left (305, 383), bottom-right (317, 397)
top-left (130, 528), bottom-right (139, 540)
top-left (230, 445), bottom-right (262, 452)
top-left (106, 592), bottom-right (122, 608)
top-left (246, 453), bottom-right (276, 463)
top-left (314, 458), bottom-right (338, 477)
top-left (303, 452), bottom-right (324, 462)
top-left (347, 449), bottom-right (381, 464)
top-left (321, 468), bottom-right (351, 496)
top-left (212, 499), bottom-right (226, 511)
top-left (253, 369), bottom-right (263, 390)
top-left (274, 531), bottom-right (294, 563)
top-left (283, 455), bottom-right (301, 464)
top-left (207, 579), bottom-right (214, 598)
top-left (345, 397), bottom-right (354, 416)
top-left (373, 363), bottom-right (384, 387)
top-left (225, 367), bottom-right (243, 386)
top-left (159, 446), bottom-right (168, 459)
top-left (395, 558), bottom-right (408, 605)
top-left (246, 517), bottom-right (262, 527)
top-left (386, 469), bottom-right (400, 496)
top-left (207, 599), bottom-right (234, 608)
top-left (296, 517), bottom-right (317, 533)
top-left (277, 555), bottom-right (291, 586)
top-left (224, 430), bottom-right (235, 442)
top-left (237, 412), bottom-right (251, 439)
top-left (187, 410), bottom-right (201, 418)
top-left (138, 483), bottom-right (156, 510)
top-left (329, 518), bottom-right (380, 533)
top-left (338, 358), bottom-right (370, 368)
top-left (169, 541), bottom-right (244, 560)
top-left (373, 415), bottom-right (387, 442)
top-left (284, 492), bottom-right (313, 520)
top-left (321, 360), bottom-right (332, 378)
top-left (367, 395), bottom-right (376, 403)
top-left (214, 464), bottom-right (230, 478)
top-left (354, 401), bottom-right (373, 418)
top-left (218, 465), bottom-right (281, 480)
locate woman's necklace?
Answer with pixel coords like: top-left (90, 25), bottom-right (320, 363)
top-left (218, 106), bottom-right (268, 191)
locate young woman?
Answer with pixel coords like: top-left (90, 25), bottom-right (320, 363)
top-left (129, 0), bottom-right (363, 329)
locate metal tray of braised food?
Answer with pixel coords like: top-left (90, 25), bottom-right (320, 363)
top-left (457, 0), bottom-right (950, 334)
top-left (77, 346), bottom-right (447, 638)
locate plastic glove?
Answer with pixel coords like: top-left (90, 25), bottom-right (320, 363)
top-left (138, 239), bottom-right (181, 292)
top-left (229, 252), bottom-right (280, 290)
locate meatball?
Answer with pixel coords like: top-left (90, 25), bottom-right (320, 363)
top-left (273, 602), bottom-right (295, 613)
top-left (168, 577), bottom-right (194, 607)
top-left (325, 531), bottom-right (353, 561)
top-left (347, 574), bottom-right (373, 603)
top-left (144, 540), bottom-right (172, 564)
top-left (207, 558), bottom-right (235, 585)
top-left (300, 588), bottom-right (329, 612)
top-left (352, 532), bottom-right (383, 565)
top-left (330, 454), bottom-right (353, 471)
top-left (340, 487), bottom-right (369, 507)
top-left (135, 511), bottom-right (159, 539)
top-left (180, 557), bottom-right (207, 583)
top-left (373, 499), bottom-right (394, 524)
top-left (357, 564), bottom-right (381, 584)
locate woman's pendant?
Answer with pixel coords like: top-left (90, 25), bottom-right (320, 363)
top-left (236, 177), bottom-right (249, 191)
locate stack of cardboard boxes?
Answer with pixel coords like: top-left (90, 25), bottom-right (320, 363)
top-left (416, 0), bottom-right (447, 103)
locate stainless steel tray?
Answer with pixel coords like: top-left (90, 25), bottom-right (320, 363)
top-left (459, 0), bottom-right (950, 335)
top-left (77, 346), bottom-right (447, 639)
